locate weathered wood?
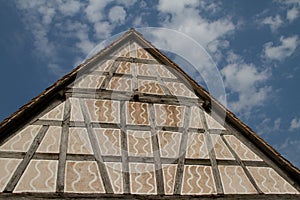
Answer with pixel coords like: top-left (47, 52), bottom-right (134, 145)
top-left (0, 193), bottom-right (299, 200)
top-left (161, 158), bottom-right (178, 164)
top-left (120, 101), bottom-right (130, 194)
top-left (148, 103), bottom-right (164, 195)
top-left (216, 159), bottom-right (268, 167)
top-left (56, 98), bottom-right (71, 193)
top-left (65, 88), bottom-right (204, 106)
top-left (100, 60), bottom-right (121, 90)
top-left (33, 153), bottom-right (59, 160)
top-left (131, 62), bottom-right (138, 91)
top-left (184, 159), bottom-right (211, 166)
top-left (226, 126), bottom-right (300, 191)
top-left (79, 99), bottom-right (113, 194)
top-left (4, 125), bottom-right (49, 192)
top-left (199, 109), bottom-right (224, 194)
top-left (221, 135), bottom-right (263, 194)
top-left (173, 106), bottom-right (191, 195)
top-left (33, 120), bottom-right (63, 126)
top-left (113, 56), bottom-right (160, 64)
top-left (128, 156), bottom-right (154, 163)
top-left (0, 152), bottom-right (25, 159)
top-left (102, 156), bottom-right (122, 163)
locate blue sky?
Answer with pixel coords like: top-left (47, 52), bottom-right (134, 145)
top-left (0, 0), bottom-right (300, 168)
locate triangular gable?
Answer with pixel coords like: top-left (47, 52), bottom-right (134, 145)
top-left (0, 29), bottom-right (299, 199)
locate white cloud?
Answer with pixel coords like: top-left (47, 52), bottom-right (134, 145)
top-left (57, 0), bottom-right (82, 16)
top-left (287, 6), bottom-right (299, 22)
top-left (263, 35), bottom-right (299, 61)
top-left (133, 16), bottom-right (143, 27)
top-left (75, 28), bottom-right (96, 55)
top-left (158, 0), bottom-right (199, 13)
top-left (94, 21), bottom-right (113, 39)
top-left (289, 117), bottom-right (300, 131)
top-left (157, 0), bottom-right (235, 50)
top-left (85, 0), bottom-right (111, 23)
top-left (261, 15), bottom-right (283, 32)
top-left (256, 117), bottom-right (281, 135)
top-left (221, 52), bottom-right (271, 114)
top-left (108, 6), bottom-right (127, 24)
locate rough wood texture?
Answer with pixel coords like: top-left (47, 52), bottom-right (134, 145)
top-left (120, 101), bottom-right (130, 194)
top-left (221, 134), bottom-right (263, 194)
top-left (4, 125), bottom-right (49, 192)
top-left (56, 98), bottom-right (71, 193)
top-left (148, 103), bottom-right (164, 194)
top-left (173, 106), bottom-right (191, 195)
top-left (79, 99), bottom-right (113, 194)
top-left (0, 193), bottom-right (299, 199)
top-left (199, 109), bottom-right (224, 195)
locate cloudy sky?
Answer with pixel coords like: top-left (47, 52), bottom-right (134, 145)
top-left (0, 0), bottom-right (300, 168)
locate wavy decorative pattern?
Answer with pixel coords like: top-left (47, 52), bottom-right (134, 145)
top-left (40, 102), bottom-right (65, 121)
top-left (105, 162), bottom-right (123, 194)
top-left (36, 126), bottom-right (61, 153)
top-left (85, 99), bottom-right (120, 123)
top-left (157, 131), bottom-right (181, 158)
top-left (127, 130), bottom-right (153, 157)
top-left (73, 75), bottom-right (105, 89)
top-left (189, 106), bottom-right (204, 129)
top-left (94, 60), bottom-right (113, 72)
top-left (164, 82), bottom-right (198, 98)
top-left (68, 128), bottom-right (93, 155)
top-left (162, 164), bottom-right (177, 195)
top-left (138, 80), bottom-right (165, 95)
top-left (94, 128), bottom-right (121, 156)
top-left (129, 163), bottom-right (157, 194)
top-left (204, 112), bottom-right (226, 130)
top-left (218, 165), bottom-right (257, 194)
top-left (137, 63), bottom-right (156, 77)
top-left (65, 161), bottom-right (105, 193)
top-left (186, 133), bottom-right (209, 159)
top-left (126, 102), bottom-right (149, 125)
top-left (224, 135), bottom-right (262, 161)
top-left (210, 134), bottom-right (235, 160)
top-left (107, 77), bottom-right (132, 92)
top-left (157, 65), bottom-right (177, 79)
top-left (115, 43), bottom-right (131, 57)
top-left (132, 42), bottom-right (155, 60)
top-left (70, 98), bottom-right (84, 122)
top-left (0, 158), bottom-right (22, 192)
top-left (154, 104), bottom-right (185, 127)
top-left (247, 167), bottom-right (299, 194)
top-left (181, 165), bottom-right (216, 195)
top-left (0, 125), bottom-right (42, 152)
top-left (14, 160), bottom-right (58, 193)
top-left (116, 62), bottom-right (132, 74)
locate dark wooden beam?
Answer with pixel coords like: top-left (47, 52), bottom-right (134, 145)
top-left (173, 106), bottom-right (191, 195)
top-left (149, 103), bottom-right (164, 195)
top-left (199, 109), bottom-right (224, 195)
top-left (79, 99), bottom-right (113, 194)
top-left (120, 101), bottom-right (130, 194)
top-left (4, 125), bottom-right (49, 192)
top-left (56, 98), bottom-right (71, 193)
top-left (221, 134), bottom-right (263, 194)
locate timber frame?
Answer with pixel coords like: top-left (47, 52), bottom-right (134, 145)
top-left (0, 29), bottom-right (299, 199)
